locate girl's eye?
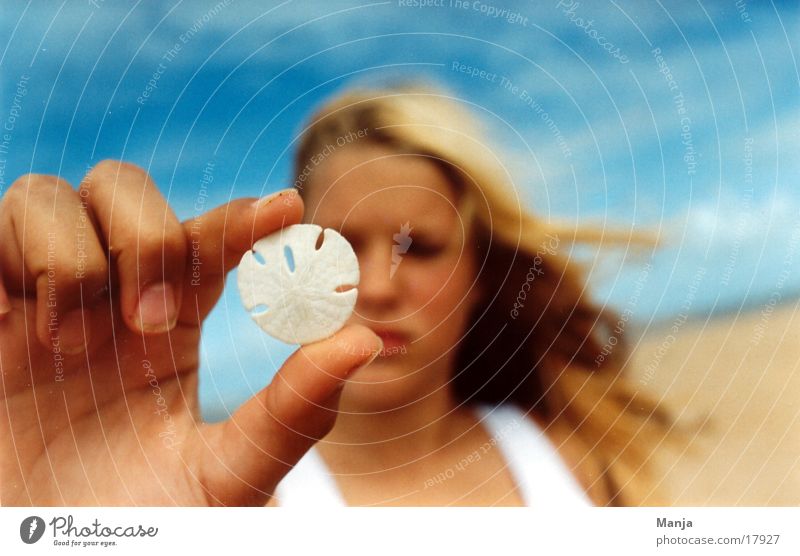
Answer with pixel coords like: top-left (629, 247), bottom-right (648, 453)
top-left (408, 242), bottom-right (444, 257)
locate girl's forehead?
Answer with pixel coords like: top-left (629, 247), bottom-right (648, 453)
top-left (305, 145), bottom-right (462, 227)
top-left (311, 144), bottom-right (456, 193)
top-left (310, 188), bottom-right (459, 237)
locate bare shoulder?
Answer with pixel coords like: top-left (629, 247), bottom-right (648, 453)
top-left (532, 414), bottom-right (613, 506)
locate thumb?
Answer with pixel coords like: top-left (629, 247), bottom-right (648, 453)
top-left (197, 324), bottom-right (383, 506)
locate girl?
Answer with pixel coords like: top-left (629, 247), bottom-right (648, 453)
top-left (271, 85), bottom-right (682, 507)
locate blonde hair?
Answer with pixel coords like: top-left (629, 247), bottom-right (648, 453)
top-left (293, 84), bottom-right (687, 506)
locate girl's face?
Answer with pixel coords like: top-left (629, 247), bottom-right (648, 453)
top-left (302, 143), bottom-right (482, 412)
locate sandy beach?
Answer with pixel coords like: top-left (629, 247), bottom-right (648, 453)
top-left (628, 300), bottom-right (800, 505)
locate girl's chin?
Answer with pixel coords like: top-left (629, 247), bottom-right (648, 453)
top-left (348, 355), bottom-right (406, 378)
top-left (339, 374), bottom-right (428, 412)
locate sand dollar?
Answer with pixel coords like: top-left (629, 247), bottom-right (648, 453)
top-left (237, 224), bottom-right (360, 345)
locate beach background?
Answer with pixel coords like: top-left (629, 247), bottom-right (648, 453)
top-left (1, 1), bottom-right (797, 506)
top-left (631, 300), bottom-right (800, 505)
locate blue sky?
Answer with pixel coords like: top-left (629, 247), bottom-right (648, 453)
top-left (2, 1), bottom-right (797, 420)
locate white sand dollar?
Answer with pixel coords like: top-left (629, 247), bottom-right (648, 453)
top-left (237, 224), bottom-right (360, 345)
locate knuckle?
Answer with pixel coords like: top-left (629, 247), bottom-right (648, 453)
top-left (138, 228), bottom-right (186, 259)
top-left (93, 158), bottom-right (138, 177)
top-left (262, 380), bottom-right (294, 433)
top-left (82, 159), bottom-right (150, 195)
top-left (7, 173), bottom-right (70, 204)
top-left (75, 257), bottom-right (109, 287)
top-left (264, 381), bottom-right (282, 418)
top-left (163, 231), bottom-right (187, 258)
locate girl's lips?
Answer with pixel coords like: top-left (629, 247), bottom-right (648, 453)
top-left (373, 330), bottom-right (410, 351)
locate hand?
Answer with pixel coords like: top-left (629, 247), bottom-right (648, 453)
top-left (0, 160), bottom-right (381, 506)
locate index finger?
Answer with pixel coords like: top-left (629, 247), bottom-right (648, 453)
top-left (180, 188), bottom-right (302, 322)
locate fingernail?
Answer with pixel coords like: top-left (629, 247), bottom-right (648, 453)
top-left (0, 286), bottom-right (10, 317)
top-left (58, 309), bottom-right (90, 355)
top-left (346, 335), bottom-right (384, 377)
top-left (251, 188), bottom-right (297, 209)
top-left (372, 334), bottom-right (384, 357)
top-left (135, 282), bottom-right (177, 333)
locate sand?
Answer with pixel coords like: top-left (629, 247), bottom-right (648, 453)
top-left (627, 300), bottom-right (800, 505)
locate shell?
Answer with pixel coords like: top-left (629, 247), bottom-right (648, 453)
top-left (237, 224), bottom-right (360, 345)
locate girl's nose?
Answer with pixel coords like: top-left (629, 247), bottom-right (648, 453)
top-left (355, 239), bottom-right (401, 308)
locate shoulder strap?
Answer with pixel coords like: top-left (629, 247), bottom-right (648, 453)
top-left (274, 446), bottom-right (346, 507)
top-left (472, 403), bottom-right (593, 507)
top-left (275, 406), bottom-right (593, 507)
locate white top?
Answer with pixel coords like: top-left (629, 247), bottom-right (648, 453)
top-left (274, 403), bottom-right (593, 507)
